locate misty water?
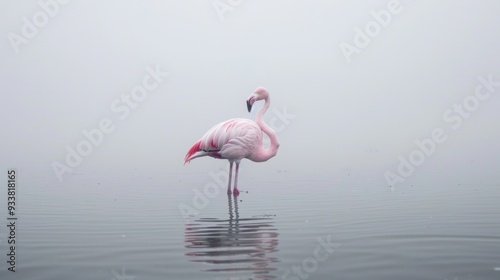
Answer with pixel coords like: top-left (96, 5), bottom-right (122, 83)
top-left (2, 169), bottom-right (499, 280)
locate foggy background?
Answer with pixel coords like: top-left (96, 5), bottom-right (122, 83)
top-left (1, 0), bottom-right (499, 187)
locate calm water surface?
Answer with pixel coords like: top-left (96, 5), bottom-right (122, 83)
top-left (1, 170), bottom-right (499, 280)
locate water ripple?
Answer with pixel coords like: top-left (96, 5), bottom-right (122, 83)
top-left (184, 194), bottom-right (280, 279)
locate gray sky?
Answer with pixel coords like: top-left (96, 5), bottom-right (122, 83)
top-left (1, 0), bottom-right (499, 186)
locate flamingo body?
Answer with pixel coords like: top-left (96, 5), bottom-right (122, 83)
top-left (184, 87), bottom-right (280, 195)
top-left (184, 118), bottom-right (262, 164)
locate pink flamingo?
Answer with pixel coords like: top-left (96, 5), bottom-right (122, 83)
top-left (184, 87), bottom-right (280, 196)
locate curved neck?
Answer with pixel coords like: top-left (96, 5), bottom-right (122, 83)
top-left (252, 96), bottom-right (280, 162)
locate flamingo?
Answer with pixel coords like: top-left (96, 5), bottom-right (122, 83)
top-left (184, 87), bottom-right (280, 196)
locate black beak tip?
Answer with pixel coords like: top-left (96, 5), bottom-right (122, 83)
top-left (246, 100), bottom-right (252, 112)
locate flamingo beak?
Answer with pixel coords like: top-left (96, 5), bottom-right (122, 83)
top-left (246, 95), bottom-right (256, 112)
top-left (246, 100), bottom-right (252, 112)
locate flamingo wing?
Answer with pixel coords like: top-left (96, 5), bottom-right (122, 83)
top-left (184, 118), bottom-right (262, 164)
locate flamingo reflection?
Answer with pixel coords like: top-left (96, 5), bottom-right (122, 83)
top-left (184, 195), bottom-right (280, 279)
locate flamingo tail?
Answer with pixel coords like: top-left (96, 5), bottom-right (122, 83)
top-left (184, 140), bottom-right (222, 164)
top-left (184, 151), bottom-right (211, 163)
top-left (184, 140), bottom-right (202, 164)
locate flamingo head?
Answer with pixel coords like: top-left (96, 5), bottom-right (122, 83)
top-left (246, 87), bottom-right (269, 112)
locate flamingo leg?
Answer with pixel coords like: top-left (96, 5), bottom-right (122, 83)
top-left (233, 162), bottom-right (240, 196)
top-left (227, 161), bottom-right (233, 195)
